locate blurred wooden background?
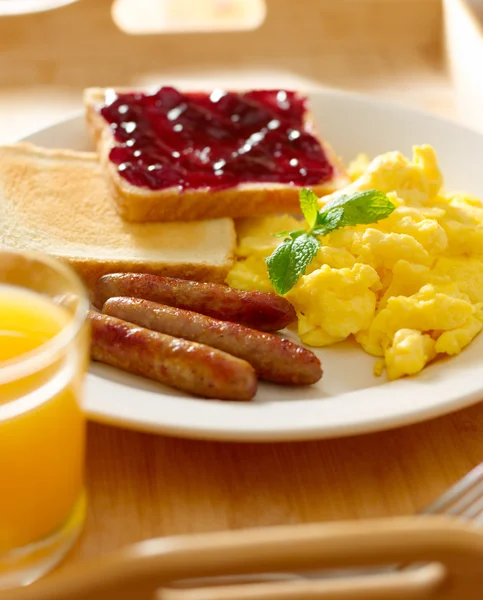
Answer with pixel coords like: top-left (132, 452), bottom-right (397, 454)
top-left (0, 0), bottom-right (455, 142)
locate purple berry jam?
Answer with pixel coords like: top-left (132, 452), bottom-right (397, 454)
top-left (99, 87), bottom-right (334, 192)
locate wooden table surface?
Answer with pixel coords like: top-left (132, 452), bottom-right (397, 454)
top-left (0, 41), bottom-right (481, 577)
top-left (74, 404), bottom-right (483, 563)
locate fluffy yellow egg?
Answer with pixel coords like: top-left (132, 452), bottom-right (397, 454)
top-left (348, 153), bottom-right (370, 181)
top-left (436, 196), bottom-right (483, 255)
top-left (431, 256), bottom-right (483, 303)
top-left (435, 312), bottom-right (483, 356)
top-left (286, 263), bottom-right (380, 346)
top-left (226, 144), bottom-right (483, 380)
top-left (384, 329), bottom-right (436, 381)
top-left (352, 228), bottom-right (432, 270)
top-left (236, 215), bottom-right (303, 258)
top-left (357, 283), bottom-right (475, 358)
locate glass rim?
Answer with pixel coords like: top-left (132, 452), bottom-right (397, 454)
top-left (0, 250), bottom-right (89, 386)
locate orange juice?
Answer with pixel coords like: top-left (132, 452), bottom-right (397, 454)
top-left (0, 285), bottom-right (86, 554)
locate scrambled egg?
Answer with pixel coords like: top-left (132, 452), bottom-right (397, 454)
top-left (226, 145), bottom-right (483, 380)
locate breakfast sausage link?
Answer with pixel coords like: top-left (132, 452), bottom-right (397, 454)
top-left (88, 310), bottom-right (257, 401)
top-left (93, 273), bottom-right (296, 332)
top-left (103, 297), bottom-right (323, 386)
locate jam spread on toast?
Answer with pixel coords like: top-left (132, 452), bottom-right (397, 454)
top-left (99, 87), bottom-right (334, 192)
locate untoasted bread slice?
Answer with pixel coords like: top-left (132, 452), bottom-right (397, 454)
top-left (0, 143), bottom-right (236, 289)
top-left (84, 87), bottom-right (350, 223)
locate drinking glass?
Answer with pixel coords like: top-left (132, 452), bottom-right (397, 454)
top-left (0, 250), bottom-right (89, 589)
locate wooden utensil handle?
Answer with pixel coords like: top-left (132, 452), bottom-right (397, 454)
top-left (4, 517), bottom-right (483, 600)
top-left (161, 565), bottom-right (445, 600)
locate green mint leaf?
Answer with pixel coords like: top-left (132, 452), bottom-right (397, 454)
top-left (266, 234), bottom-right (320, 295)
top-left (266, 238), bottom-right (294, 294)
top-left (273, 229), bottom-right (306, 239)
top-left (288, 229), bottom-right (307, 240)
top-left (299, 188), bottom-right (319, 231)
top-left (315, 206), bottom-right (345, 235)
top-left (317, 190), bottom-right (395, 233)
top-left (312, 226), bottom-right (330, 237)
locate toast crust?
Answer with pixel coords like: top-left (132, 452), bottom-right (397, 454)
top-left (0, 142), bottom-right (236, 291)
top-left (67, 256), bottom-right (232, 291)
top-left (84, 87), bottom-right (350, 223)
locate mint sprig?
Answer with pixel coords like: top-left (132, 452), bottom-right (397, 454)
top-left (299, 188), bottom-right (319, 230)
top-left (266, 234), bottom-right (319, 296)
top-left (265, 188), bottom-right (395, 294)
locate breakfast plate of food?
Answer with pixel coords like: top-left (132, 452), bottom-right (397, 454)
top-left (5, 86), bottom-right (483, 441)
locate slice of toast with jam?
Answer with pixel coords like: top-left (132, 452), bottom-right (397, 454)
top-left (84, 86), bottom-right (349, 223)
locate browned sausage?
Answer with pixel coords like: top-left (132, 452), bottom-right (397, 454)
top-left (88, 310), bottom-right (257, 401)
top-left (93, 273), bottom-right (295, 332)
top-left (103, 297), bottom-right (323, 386)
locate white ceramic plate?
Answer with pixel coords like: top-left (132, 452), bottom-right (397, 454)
top-left (21, 89), bottom-right (483, 441)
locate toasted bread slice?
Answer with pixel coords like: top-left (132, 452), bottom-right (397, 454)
top-left (0, 143), bottom-right (236, 289)
top-left (84, 87), bottom-right (350, 223)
